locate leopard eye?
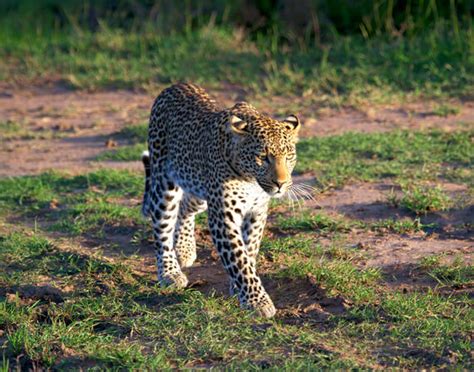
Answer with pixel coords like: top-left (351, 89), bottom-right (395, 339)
top-left (256, 153), bottom-right (269, 165)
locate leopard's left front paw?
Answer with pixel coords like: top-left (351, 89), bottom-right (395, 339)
top-left (243, 293), bottom-right (276, 318)
top-left (253, 300), bottom-right (276, 318)
top-left (159, 271), bottom-right (189, 289)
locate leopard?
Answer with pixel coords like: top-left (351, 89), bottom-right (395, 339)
top-left (142, 83), bottom-right (300, 318)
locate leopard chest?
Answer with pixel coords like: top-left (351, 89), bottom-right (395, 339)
top-left (221, 181), bottom-right (270, 220)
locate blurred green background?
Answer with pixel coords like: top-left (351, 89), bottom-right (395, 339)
top-left (0, 3), bottom-right (473, 370)
top-left (1, 0), bottom-right (472, 38)
top-left (0, 0), bottom-right (472, 104)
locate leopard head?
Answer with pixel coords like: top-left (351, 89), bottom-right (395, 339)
top-left (225, 103), bottom-right (300, 197)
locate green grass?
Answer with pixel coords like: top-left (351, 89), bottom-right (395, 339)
top-left (275, 211), bottom-right (351, 233)
top-left (432, 103), bottom-right (461, 117)
top-left (297, 129), bottom-right (474, 187)
top-left (0, 21), bottom-right (472, 105)
top-left (0, 170), bottom-right (144, 237)
top-left (420, 256), bottom-right (474, 287)
top-left (348, 290), bottom-right (473, 367)
top-left (369, 218), bottom-right (431, 234)
top-left (0, 231), bottom-right (364, 369)
top-left (264, 235), bottom-right (472, 367)
top-left (116, 122), bottom-right (149, 143)
top-left (96, 143), bottom-right (146, 162)
top-left (96, 123), bottom-right (147, 161)
top-left (0, 167), bottom-right (472, 369)
top-left (95, 129), bottom-right (474, 189)
top-left (0, 121), bottom-right (27, 141)
top-left (274, 210), bottom-right (433, 236)
top-left (388, 183), bottom-right (452, 215)
top-left (0, 120), bottom-right (65, 141)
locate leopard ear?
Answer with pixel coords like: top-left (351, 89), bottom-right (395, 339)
top-left (228, 115), bottom-right (248, 135)
top-left (283, 115), bottom-right (300, 133)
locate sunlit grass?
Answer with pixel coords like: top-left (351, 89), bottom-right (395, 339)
top-left (388, 183), bottom-right (452, 215)
top-left (96, 129), bottom-right (474, 190)
top-left (0, 162), bottom-right (472, 368)
top-left (0, 22), bottom-right (472, 105)
top-left (296, 130), bottom-right (473, 187)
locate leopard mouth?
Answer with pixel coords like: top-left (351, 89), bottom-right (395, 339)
top-left (269, 189), bottom-right (286, 198)
top-left (258, 181), bottom-right (288, 198)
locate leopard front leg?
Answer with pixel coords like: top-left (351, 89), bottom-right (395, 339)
top-left (229, 208), bottom-right (268, 296)
top-left (174, 193), bottom-right (207, 268)
top-left (150, 178), bottom-right (188, 288)
top-left (208, 204), bottom-right (276, 318)
top-left (242, 207), bottom-right (268, 266)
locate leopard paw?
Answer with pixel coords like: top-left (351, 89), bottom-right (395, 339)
top-left (243, 294), bottom-right (276, 318)
top-left (159, 271), bottom-right (189, 289)
top-left (252, 300), bottom-right (276, 318)
top-left (177, 251), bottom-right (197, 268)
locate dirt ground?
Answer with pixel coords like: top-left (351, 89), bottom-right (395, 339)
top-left (1, 84), bottom-right (472, 298)
top-left (1, 84), bottom-right (473, 177)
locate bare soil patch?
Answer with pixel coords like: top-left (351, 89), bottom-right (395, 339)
top-left (313, 180), bottom-right (472, 231)
top-left (0, 86), bottom-right (149, 176)
top-left (301, 178), bottom-right (473, 264)
top-left (1, 85), bottom-right (472, 177)
top-left (299, 102), bottom-right (474, 137)
top-left (1, 84), bottom-right (472, 315)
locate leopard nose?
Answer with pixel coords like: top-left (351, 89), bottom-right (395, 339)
top-left (272, 180), bottom-right (286, 190)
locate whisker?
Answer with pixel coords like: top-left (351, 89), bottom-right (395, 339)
top-left (287, 190), bottom-right (296, 213)
top-left (287, 191), bottom-right (295, 211)
top-left (293, 183), bottom-right (320, 194)
top-left (300, 189), bottom-right (322, 207)
top-left (290, 183), bottom-right (323, 208)
top-left (291, 189), bottom-right (304, 210)
top-left (291, 186), bottom-right (315, 201)
top-left (291, 189), bottom-right (301, 211)
top-left (299, 189), bottom-right (318, 202)
top-left (293, 183), bottom-right (320, 198)
top-left (300, 189), bottom-right (317, 201)
top-left (296, 183), bottom-right (320, 192)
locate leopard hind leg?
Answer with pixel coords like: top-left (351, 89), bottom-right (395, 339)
top-left (150, 175), bottom-right (188, 288)
top-left (141, 150), bottom-right (152, 217)
top-left (174, 193), bottom-right (207, 268)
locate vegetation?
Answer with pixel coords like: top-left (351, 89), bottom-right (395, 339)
top-left (0, 168), bottom-right (472, 369)
top-left (98, 126), bottom-right (474, 189)
top-left (0, 120), bottom-right (65, 141)
top-left (0, 1), bottom-right (472, 106)
top-left (0, 1), bottom-right (473, 369)
top-left (390, 183), bottom-right (452, 215)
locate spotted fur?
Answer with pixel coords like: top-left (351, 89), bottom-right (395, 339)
top-left (142, 83), bottom-right (300, 318)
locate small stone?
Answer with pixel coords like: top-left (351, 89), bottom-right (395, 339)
top-left (105, 139), bottom-right (118, 148)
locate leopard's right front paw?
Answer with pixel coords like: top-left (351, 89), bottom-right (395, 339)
top-left (175, 241), bottom-right (197, 268)
top-left (252, 300), bottom-right (276, 318)
top-left (177, 251), bottom-right (197, 268)
top-left (159, 271), bottom-right (189, 289)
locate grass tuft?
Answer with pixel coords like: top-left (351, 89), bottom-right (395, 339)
top-left (389, 183), bottom-right (452, 215)
top-left (432, 104), bottom-right (460, 117)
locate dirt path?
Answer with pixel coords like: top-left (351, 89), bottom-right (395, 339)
top-left (309, 181), bottom-right (473, 273)
top-left (1, 85), bottom-right (472, 281)
top-left (1, 85), bottom-right (473, 177)
top-left (0, 87), bottom-right (149, 176)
